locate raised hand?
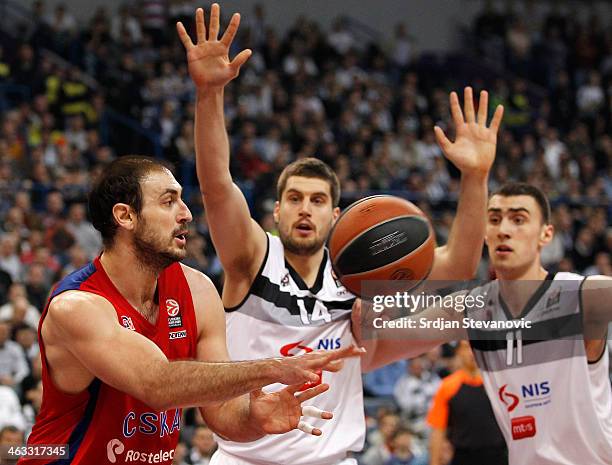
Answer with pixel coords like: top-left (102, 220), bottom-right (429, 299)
top-left (176, 3), bottom-right (252, 91)
top-left (249, 383), bottom-right (333, 436)
top-left (434, 87), bottom-right (504, 177)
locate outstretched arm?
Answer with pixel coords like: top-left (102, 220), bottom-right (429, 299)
top-left (182, 266), bottom-right (351, 441)
top-left (429, 87), bottom-right (504, 280)
top-left (177, 5), bottom-right (266, 283)
top-left (45, 288), bottom-right (361, 413)
top-left (352, 293), bottom-right (467, 372)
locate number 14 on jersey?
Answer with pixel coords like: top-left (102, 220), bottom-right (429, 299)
top-left (297, 299), bottom-right (332, 325)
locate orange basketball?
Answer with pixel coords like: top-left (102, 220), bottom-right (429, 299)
top-left (329, 195), bottom-right (436, 297)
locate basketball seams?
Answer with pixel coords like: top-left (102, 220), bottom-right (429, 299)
top-left (332, 214), bottom-right (433, 274)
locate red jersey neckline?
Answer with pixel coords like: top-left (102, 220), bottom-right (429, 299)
top-left (93, 257), bottom-right (161, 337)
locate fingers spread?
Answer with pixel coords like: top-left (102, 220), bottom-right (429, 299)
top-left (209, 3), bottom-right (220, 40)
top-left (196, 7), bottom-right (206, 43)
top-left (490, 105), bottom-right (504, 133)
top-left (296, 383), bottom-right (329, 402)
top-left (221, 13), bottom-right (241, 46)
top-left (322, 359), bottom-right (344, 373)
top-left (176, 22), bottom-right (193, 49)
top-left (302, 405), bottom-right (333, 420)
top-left (434, 126), bottom-right (451, 153)
top-left (298, 421), bottom-right (322, 436)
top-left (449, 91), bottom-right (464, 126)
top-left (230, 49), bottom-right (252, 72)
top-left (477, 90), bottom-right (488, 126)
top-left (463, 87), bottom-right (475, 123)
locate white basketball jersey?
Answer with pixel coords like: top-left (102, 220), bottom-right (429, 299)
top-left (216, 234), bottom-right (363, 465)
top-left (467, 272), bottom-right (612, 465)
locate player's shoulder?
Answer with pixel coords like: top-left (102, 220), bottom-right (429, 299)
top-left (555, 271), bottom-right (586, 281)
top-left (49, 289), bottom-right (112, 312)
top-left (47, 290), bottom-right (116, 331)
top-left (180, 263), bottom-right (216, 290)
top-left (179, 263), bottom-right (221, 311)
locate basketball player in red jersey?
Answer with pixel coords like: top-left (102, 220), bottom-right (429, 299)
top-left (177, 5), bottom-right (503, 464)
top-left (19, 156), bottom-right (364, 465)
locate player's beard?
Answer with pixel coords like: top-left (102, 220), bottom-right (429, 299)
top-left (132, 216), bottom-right (186, 272)
top-left (279, 222), bottom-right (328, 256)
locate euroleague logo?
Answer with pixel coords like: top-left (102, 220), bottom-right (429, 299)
top-left (280, 341), bottom-right (313, 357)
top-left (498, 384), bottom-right (519, 412)
top-left (166, 299), bottom-right (180, 317)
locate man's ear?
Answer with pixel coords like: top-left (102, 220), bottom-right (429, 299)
top-left (332, 206), bottom-right (340, 223)
top-left (273, 201), bottom-right (280, 224)
top-left (539, 223), bottom-right (554, 247)
top-left (112, 203), bottom-right (135, 232)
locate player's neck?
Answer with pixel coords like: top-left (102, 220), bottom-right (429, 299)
top-left (285, 246), bottom-right (326, 288)
top-left (99, 246), bottom-right (159, 310)
top-left (497, 262), bottom-right (549, 318)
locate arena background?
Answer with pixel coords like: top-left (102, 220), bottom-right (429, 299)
top-left (0, 0), bottom-right (610, 462)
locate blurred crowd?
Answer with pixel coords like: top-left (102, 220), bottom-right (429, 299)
top-left (0, 0), bottom-right (610, 463)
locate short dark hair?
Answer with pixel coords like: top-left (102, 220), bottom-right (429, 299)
top-left (492, 182), bottom-right (551, 224)
top-left (0, 424), bottom-right (23, 441)
top-left (276, 158), bottom-right (340, 207)
top-left (88, 156), bottom-right (171, 247)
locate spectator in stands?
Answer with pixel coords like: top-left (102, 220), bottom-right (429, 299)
top-left (64, 203), bottom-right (102, 260)
top-left (0, 320), bottom-right (29, 387)
top-left (0, 284), bottom-right (40, 330)
top-left (361, 411), bottom-right (401, 465)
top-left (187, 424), bottom-right (217, 465)
top-left (0, 233), bottom-right (22, 282)
top-left (24, 264), bottom-right (50, 312)
top-left (393, 355), bottom-right (440, 434)
top-left (384, 428), bottom-right (428, 465)
top-left (0, 385), bottom-right (26, 431)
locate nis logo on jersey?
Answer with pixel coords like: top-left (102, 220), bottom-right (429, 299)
top-left (280, 338), bottom-right (342, 356)
top-left (500, 381), bottom-right (550, 441)
top-left (499, 381), bottom-right (552, 412)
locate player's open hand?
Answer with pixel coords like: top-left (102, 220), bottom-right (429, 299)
top-left (249, 383), bottom-right (333, 436)
top-left (274, 345), bottom-right (366, 386)
top-left (176, 3), bottom-right (252, 91)
top-left (434, 87), bottom-right (504, 177)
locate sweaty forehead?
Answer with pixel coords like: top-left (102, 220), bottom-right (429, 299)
top-left (488, 195), bottom-right (537, 213)
top-left (283, 176), bottom-right (331, 197)
top-left (141, 169), bottom-right (181, 197)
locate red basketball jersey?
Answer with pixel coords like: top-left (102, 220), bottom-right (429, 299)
top-left (20, 258), bottom-right (198, 465)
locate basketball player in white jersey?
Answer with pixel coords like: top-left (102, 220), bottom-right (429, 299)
top-left (177, 5), bottom-right (503, 464)
top-left (358, 182), bottom-right (612, 464)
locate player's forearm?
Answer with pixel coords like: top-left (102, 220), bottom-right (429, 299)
top-left (363, 338), bottom-right (444, 372)
top-left (195, 88), bottom-right (234, 196)
top-left (441, 172), bottom-right (488, 278)
top-left (200, 396), bottom-right (266, 442)
top-left (146, 358), bottom-right (279, 410)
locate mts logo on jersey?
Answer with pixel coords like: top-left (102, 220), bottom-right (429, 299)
top-left (499, 381), bottom-right (551, 412)
top-left (511, 416), bottom-right (537, 440)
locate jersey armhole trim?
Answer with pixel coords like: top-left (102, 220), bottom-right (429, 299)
top-left (579, 276), bottom-right (607, 365)
top-left (225, 234), bottom-right (270, 313)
